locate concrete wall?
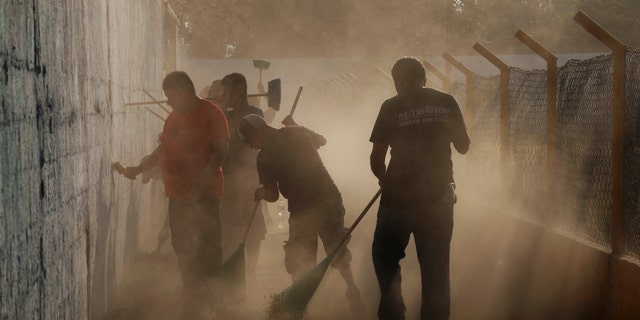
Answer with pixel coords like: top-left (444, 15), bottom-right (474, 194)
top-left (1, 1), bottom-right (167, 318)
top-left (476, 211), bottom-right (640, 319)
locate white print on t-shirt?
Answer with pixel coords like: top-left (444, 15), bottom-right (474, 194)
top-left (398, 105), bottom-right (450, 127)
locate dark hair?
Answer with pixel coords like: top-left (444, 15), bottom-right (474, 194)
top-left (162, 71), bottom-right (196, 95)
top-left (208, 79), bottom-right (222, 97)
top-left (221, 73), bottom-right (248, 97)
top-left (391, 57), bottom-right (426, 84)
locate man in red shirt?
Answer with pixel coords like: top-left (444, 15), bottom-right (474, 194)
top-left (123, 71), bottom-right (229, 317)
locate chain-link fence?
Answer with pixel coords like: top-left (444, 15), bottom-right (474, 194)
top-left (466, 50), bottom-right (640, 257)
top-left (307, 52), bottom-right (640, 259)
top-left (624, 47), bottom-right (640, 257)
top-left (468, 75), bottom-right (501, 177)
top-left (451, 80), bottom-right (467, 115)
top-left (507, 68), bottom-right (548, 214)
top-left (555, 54), bottom-right (613, 248)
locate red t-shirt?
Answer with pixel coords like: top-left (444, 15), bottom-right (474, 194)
top-left (160, 99), bottom-right (229, 199)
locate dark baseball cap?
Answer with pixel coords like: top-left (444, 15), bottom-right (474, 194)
top-left (238, 114), bottom-right (267, 141)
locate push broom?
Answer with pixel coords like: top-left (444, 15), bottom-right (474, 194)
top-left (209, 200), bottom-right (262, 304)
top-left (266, 189), bottom-right (382, 320)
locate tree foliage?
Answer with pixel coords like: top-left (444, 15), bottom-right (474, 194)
top-left (169, 0), bottom-right (640, 59)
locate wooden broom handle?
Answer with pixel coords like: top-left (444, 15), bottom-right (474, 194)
top-left (289, 86), bottom-right (304, 116)
top-left (242, 201), bottom-right (262, 244)
top-left (333, 189), bottom-right (382, 254)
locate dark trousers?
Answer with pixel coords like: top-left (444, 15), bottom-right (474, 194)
top-left (285, 195), bottom-right (352, 281)
top-left (220, 172), bottom-right (266, 282)
top-left (168, 198), bottom-right (222, 304)
top-left (372, 201), bottom-right (454, 320)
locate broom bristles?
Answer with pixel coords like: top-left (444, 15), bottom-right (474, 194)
top-left (266, 293), bottom-right (304, 320)
top-left (205, 243), bottom-right (246, 305)
top-left (265, 190), bottom-right (381, 319)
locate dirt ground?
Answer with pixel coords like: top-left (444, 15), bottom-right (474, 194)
top-left (105, 230), bottom-right (365, 320)
top-left (105, 190), bottom-right (604, 320)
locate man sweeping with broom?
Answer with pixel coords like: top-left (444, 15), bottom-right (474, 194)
top-left (218, 72), bottom-right (267, 297)
top-left (238, 114), bottom-right (366, 318)
top-left (369, 57), bottom-right (470, 320)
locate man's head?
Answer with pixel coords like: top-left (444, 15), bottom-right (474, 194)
top-left (221, 73), bottom-right (248, 110)
top-left (199, 85), bottom-right (210, 98)
top-left (162, 71), bottom-right (198, 112)
top-left (391, 57), bottom-right (426, 94)
top-left (206, 79), bottom-right (224, 104)
top-left (208, 79), bottom-right (223, 98)
top-left (238, 114), bottom-right (268, 149)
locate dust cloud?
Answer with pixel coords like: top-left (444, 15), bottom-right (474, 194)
top-left (107, 63), bottom-right (537, 320)
top-left (112, 62), bottom-right (608, 319)
top-left (107, 1), bottom-right (619, 319)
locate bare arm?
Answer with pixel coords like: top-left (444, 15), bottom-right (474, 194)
top-left (370, 142), bottom-right (389, 186)
top-left (190, 138), bottom-right (229, 198)
top-left (300, 126), bottom-right (326, 149)
top-left (263, 181), bottom-right (280, 202)
top-left (210, 138), bottom-right (229, 168)
top-left (310, 132), bottom-right (326, 149)
top-left (454, 138), bottom-right (470, 155)
top-left (255, 181), bottom-right (279, 202)
top-left (125, 144), bottom-right (162, 179)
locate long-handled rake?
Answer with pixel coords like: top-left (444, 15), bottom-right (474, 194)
top-left (266, 189), bottom-right (382, 320)
top-left (209, 200), bottom-right (262, 305)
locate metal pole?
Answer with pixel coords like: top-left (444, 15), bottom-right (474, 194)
top-left (143, 89), bottom-right (171, 114)
top-left (144, 107), bottom-right (166, 122)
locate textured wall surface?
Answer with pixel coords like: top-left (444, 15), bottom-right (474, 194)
top-left (1, 1), bottom-right (167, 318)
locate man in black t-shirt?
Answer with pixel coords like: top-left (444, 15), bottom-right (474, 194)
top-left (238, 114), bottom-right (366, 316)
top-left (369, 57), bottom-right (470, 320)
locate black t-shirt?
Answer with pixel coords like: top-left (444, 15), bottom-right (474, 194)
top-left (370, 87), bottom-right (470, 208)
top-left (257, 126), bottom-right (340, 213)
top-left (223, 105), bottom-right (263, 176)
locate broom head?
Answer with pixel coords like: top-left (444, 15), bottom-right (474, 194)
top-left (266, 253), bottom-right (334, 319)
top-left (208, 243), bottom-right (246, 305)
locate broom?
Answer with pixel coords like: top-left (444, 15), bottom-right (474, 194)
top-left (266, 189), bottom-right (382, 320)
top-left (209, 200), bottom-right (262, 305)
